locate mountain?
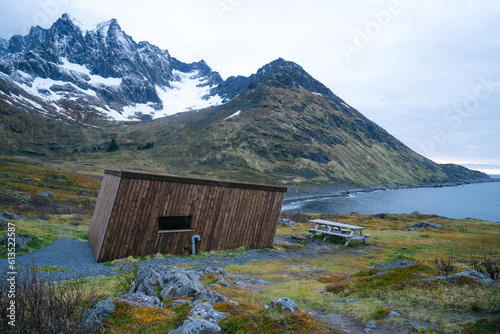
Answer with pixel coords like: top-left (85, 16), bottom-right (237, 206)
top-left (115, 58), bottom-right (489, 185)
top-left (0, 14), bottom-right (491, 186)
top-left (0, 13), bottom-right (238, 122)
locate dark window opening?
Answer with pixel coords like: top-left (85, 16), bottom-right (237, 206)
top-left (158, 216), bottom-right (192, 231)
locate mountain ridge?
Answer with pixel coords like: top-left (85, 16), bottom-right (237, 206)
top-left (0, 14), bottom-right (491, 187)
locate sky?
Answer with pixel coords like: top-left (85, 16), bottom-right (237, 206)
top-left (0, 0), bottom-right (499, 174)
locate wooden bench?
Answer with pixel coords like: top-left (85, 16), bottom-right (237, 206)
top-left (309, 219), bottom-right (371, 246)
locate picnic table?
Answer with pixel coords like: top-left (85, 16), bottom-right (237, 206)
top-left (308, 219), bottom-right (371, 246)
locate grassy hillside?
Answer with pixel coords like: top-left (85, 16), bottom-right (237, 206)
top-left (0, 71), bottom-right (490, 187)
top-left (0, 164), bottom-right (498, 333)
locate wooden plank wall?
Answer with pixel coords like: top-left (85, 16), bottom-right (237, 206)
top-left (88, 174), bottom-right (121, 260)
top-left (93, 173), bottom-right (286, 262)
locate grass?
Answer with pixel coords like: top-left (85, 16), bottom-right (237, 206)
top-left (1, 161), bottom-right (498, 333)
top-left (272, 212), bottom-right (500, 333)
top-left (0, 155), bottom-right (100, 217)
top-left (27, 265), bottom-right (69, 272)
top-left (0, 217), bottom-right (90, 258)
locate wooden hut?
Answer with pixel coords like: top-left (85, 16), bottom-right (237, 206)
top-left (88, 169), bottom-right (287, 262)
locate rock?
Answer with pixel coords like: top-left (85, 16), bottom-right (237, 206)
top-left (291, 235), bottom-right (307, 241)
top-left (229, 275), bottom-right (273, 285)
top-left (159, 267), bottom-right (203, 300)
top-left (385, 311), bottom-right (401, 318)
top-left (216, 276), bottom-right (231, 287)
top-left (422, 270), bottom-right (496, 285)
top-left (168, 319), bottom-right (222, 334)
top-left (406, 222), bottom-right (442, 230)
top-left (129, 267), bottom-right (161, 297)
top-left (193, 289), bottom-right (228, 305)
top-left (372, 260), bottom-right (417, 270)
top-left (0, 216), bottom-right (8, 228)
top-left (267, 298), bottom-right (299, 313)
top-left (170, 299), bottom-right (192, 308)
top-left (0, 232), bottom-right (32, 250)
top-left (2, 211), bottom-right (22, 220)
top-left (373, 213), bottom-right (388, 219)
top-left (411, 324), bottom-right (429, 332)
top-left (190, 267), bottom-right (228, 278)
top-left (82, 299), bottom-right (116, 330)
top-left (117, 292), bottom-right (163, 308)
top-left (365, 321), bottom-right (377, 329)
top-left (37, 191), bottom-right (53, 198)
top-left (331, 299), bottom-right (358, 306)
top-left (278, 218), bottom-right (297, 228)
top-left (189, 302), bottom-right (227, 324)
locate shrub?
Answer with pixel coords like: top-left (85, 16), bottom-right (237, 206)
top-left (137, 142), bottom-right (154, 150)
top-left (325, 282), bottom-right (348, 294)
top-left (0, 268), bottom-right (99, 333)
top-left (469, 246), bottom-right (499, 280)
top-left (107, 138), bottom-right (119, 152)
top-left (115, 263), bottom-right (140, 294)
top-left (434, 255), bottom-right (455, 276)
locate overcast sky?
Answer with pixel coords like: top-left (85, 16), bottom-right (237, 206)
top-left (1, 0), bottom-right (499, 174)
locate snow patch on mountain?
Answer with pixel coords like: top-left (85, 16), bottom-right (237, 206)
top-left (225, 110), bottom-right (241, 120)
top-left (154, 70), bottom-right (223, 117)
top-left (61, 58), bottom-right (122, 86)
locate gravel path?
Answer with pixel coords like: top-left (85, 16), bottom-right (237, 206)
top-left (0, 238), bottom-right (288, 280)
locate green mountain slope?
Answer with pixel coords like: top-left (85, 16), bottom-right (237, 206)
top-left (0, 59), bottom-right (490, 186)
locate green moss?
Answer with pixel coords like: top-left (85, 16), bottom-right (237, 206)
top-left (28, 265), bottom-right (69, 272)
top-left (370, 308), bottom-right (391, 320)
top-left (343, 264), bottom-right (440, 297)
top-left (219, 307), bottom-right (328, 334)
top-left (463, 316), bottom-right (500, 334)
top-left (104, 301), bottom-right (178, 334)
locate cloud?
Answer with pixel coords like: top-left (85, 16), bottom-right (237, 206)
top-left (0, 0), bottom-right (498, 168)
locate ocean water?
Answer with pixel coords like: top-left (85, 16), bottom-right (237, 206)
top-left (282, 177), bottom-right (500, 222)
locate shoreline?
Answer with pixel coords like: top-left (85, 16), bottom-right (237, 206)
top-left (282, 178), bottom-right (499, 205)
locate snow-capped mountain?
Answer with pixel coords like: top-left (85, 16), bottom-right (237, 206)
top-left (0, 14), bottom-right (232, 121)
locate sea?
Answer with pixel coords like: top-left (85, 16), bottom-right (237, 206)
top-left (282, 176), bottom-right (500, 222)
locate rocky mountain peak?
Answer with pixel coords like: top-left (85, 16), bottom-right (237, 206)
top-left (253, 58), bottom-right (340, 101)
top-left (1, 15), bottom-right (345, 123)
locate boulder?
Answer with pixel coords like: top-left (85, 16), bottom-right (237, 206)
top-left (37, 191), bottom-right (53, 198)
top-left (159, 268), bottom-right (203, 300)
top-left (189, 302), bottom-right (227, 324)
top-left (129, 267), bottom-right (161, 297)
top-left (278, 218), bottom-right (298, 228)
top-left (266, 298), bottom-right (299, 313)
top-left (117, 292), bottom-right (163, 308)
top-left (406, 222), bottom-right (442, 230)
top-left (0, 233), bottom-right (32, 250)
top-left (215, 276), bottom-right (231, 287)
top-left (82, 299), bottom-right (116, 330)
top-left (188, 267), bottom-right (228, 279)
top-left (2, 211), bottom-right (22, 220)
top-left (422, 270), bottom-right (496, 285)
top-left (193, 289), bottom-right (228, 305)
top-left (0, 216), bottom-right (8, 228)
top-left (168, 319), bottom-right (222, 334)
